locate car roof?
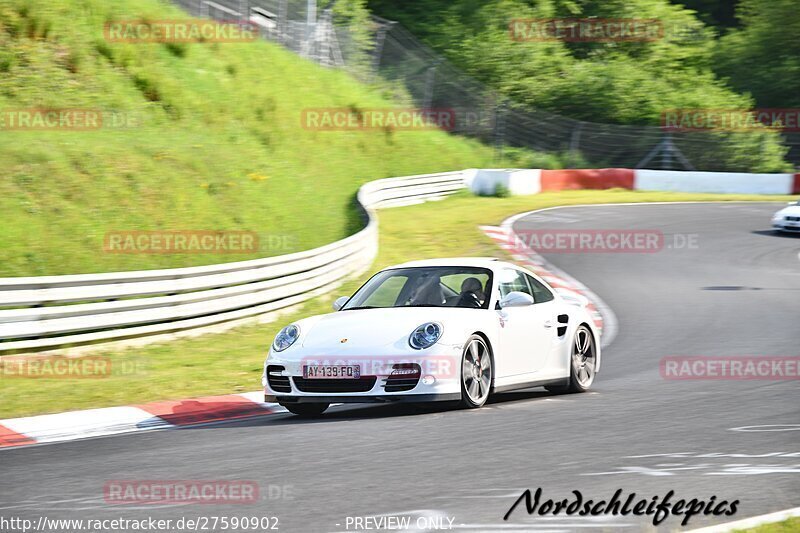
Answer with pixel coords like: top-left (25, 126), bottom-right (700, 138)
top-left (389, 257), bottom-right (518, 271)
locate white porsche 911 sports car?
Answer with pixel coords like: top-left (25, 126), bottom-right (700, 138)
top-left (772, 200), bottom-right (800, 233)
top-left (263, 258), bottom-right (601, 416)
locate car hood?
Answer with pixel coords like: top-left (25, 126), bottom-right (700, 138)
top-left (299, 306), bottom-right (483, 350)
top-left (775, 205), bottom-right (800, 217)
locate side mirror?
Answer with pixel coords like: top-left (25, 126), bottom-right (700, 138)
top-left (332, 296), bottom-right (349, 311)
top-left (789, 201), bottom-right (796, 206)
top-left (499, 291), bottom-right (534, 308)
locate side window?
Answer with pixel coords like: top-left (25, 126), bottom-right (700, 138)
top-left (526, 274), bottom-right (554, 303)
top-left (498, 269), bottom-right (533, 298)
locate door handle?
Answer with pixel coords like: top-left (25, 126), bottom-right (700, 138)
top-left (543, 320), bottom-right (553, 328)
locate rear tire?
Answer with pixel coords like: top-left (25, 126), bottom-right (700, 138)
top-left (546, 325), bottom-right (596, 394)
top-left (281, 403), bottom-right (330, 417)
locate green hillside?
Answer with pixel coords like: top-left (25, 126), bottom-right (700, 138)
top-left (0, 0), bottom-right (498, 276)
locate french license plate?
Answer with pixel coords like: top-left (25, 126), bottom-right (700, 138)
top-left (303, 365), bottom-right (361, 379)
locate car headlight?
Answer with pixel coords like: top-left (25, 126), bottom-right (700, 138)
top-left (409, 322), bottom-right (442, 350)
top-left (272, 324), bottom-right (300, 352)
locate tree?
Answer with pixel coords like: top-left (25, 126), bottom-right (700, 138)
top-left (714, 0), bottom-right (800, 107)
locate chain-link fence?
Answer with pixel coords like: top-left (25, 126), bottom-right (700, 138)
top-left (173, 0), bottom-right (800, 172)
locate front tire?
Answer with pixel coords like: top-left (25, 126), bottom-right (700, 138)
top-left (281, 403), bottom-right (330, 417)
top-left (546, 325), bottom-right (596, 393)
top-left (459, 335), bottom-right (492, 408)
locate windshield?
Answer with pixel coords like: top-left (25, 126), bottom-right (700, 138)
top-left (342, 266), bottom-right (493, 310)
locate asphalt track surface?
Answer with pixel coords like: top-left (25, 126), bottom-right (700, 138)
top-left (1, 202), bottom-right (798, 533)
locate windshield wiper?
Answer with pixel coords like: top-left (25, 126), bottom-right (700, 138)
top-left (342, 306), bottom-right (379, 311)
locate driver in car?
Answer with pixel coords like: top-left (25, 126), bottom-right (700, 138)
top-left (457, 277), bottom-right (485, 308)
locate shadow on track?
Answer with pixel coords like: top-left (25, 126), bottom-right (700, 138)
top-left (751, 229), bottom-right (800, 238)
top-left (179, 388), bottom-right (564, 429)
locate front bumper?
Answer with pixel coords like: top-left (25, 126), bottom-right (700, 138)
top-left (263, 346), bottom-right (463, 401)
top-left (267, 393), bottom-right (461, 404)
top-left (773, 222), bottom-right (800, 232)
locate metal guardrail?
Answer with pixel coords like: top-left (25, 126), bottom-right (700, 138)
top-left (0, 171), bottom-right (466, 354)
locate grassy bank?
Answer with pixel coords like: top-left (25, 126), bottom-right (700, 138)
top-left (0, 189), bottom-right (793, 418)
top-left (0, 0), bottom-right (498, 276)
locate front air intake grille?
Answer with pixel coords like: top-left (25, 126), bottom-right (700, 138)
top-left (293, 377), bottom-right (377, 393)
top-left (383, 364), bottom-right (421, 392)
top-left (267, 365), bottom-right (291, 393)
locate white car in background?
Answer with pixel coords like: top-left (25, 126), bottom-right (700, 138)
top-left (772, 200), bottom-right (800, 233)
top-left (263, 258), bottom-right (601, 416)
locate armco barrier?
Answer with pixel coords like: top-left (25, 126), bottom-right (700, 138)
top-left (467, 168), bottom-right (800, 196)
top-left (634, 170), bottom-right (800, 195)
top-left (0, 171), bottom-right (466, 355)
top-left (540, 168), bottom-right (635, 191)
